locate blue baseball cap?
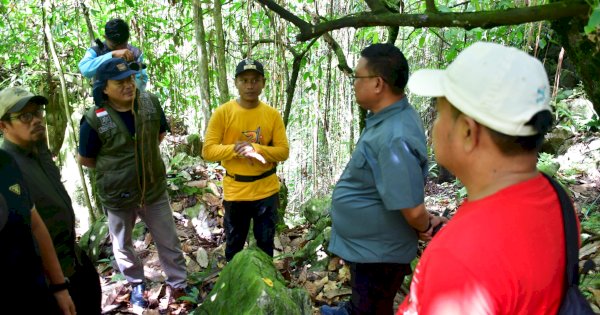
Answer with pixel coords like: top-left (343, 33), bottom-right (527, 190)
top-left (95, 58), bottom-right (138, 82)
top-left (93, 58), bottom-right (138, 106)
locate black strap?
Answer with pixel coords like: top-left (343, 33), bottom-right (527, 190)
top-left (541, 173), bottom-right (579, 286)
top-left (226, 167), bottom-right (276, 182)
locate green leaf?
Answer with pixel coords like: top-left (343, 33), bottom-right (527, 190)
top-left (437, 5), bottom-right (451, 12)
top-left (585, 7), bottom-right (600, 34)
top-left (124, 0), bottom-right (134, 7)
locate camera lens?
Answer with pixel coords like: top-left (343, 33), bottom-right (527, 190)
top-left (128, 62), bottom-right (140, 71)
top-left (127, 62), bottom-right (147, 71)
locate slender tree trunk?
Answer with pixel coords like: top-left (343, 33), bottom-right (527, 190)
top-left (42, 0), bottom-right (96, 222)
top-left (193, 0), bottom-right (212, 134)
top-left (80, 2), bottom-right (96, 46)
top-left (213, 0), bottom-right (229, 104)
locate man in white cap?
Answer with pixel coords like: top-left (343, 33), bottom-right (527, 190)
top-left (397, 42), bottom-right (568, 314)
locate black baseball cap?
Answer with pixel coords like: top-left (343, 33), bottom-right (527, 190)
top-left (105, 18), bottom-right (130, 45)
top-left (235, 59), bottom-right (265, 77)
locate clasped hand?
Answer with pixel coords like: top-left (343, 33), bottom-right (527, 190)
top-left (234, 141), bottom-right (266, 164)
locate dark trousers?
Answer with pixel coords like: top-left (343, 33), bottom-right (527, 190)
top-left (67, 251), bottom-right (103, 314)
top-left (223, 193), bottom-right (279, 261)
top-left (345, 261), bottom-right (411, 315)
top-left (46, 251), bottom-right (102, 314)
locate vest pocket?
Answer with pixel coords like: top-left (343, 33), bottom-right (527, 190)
top-left (97, 169), bottom-right (140, 209)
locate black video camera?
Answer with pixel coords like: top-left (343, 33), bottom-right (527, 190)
top-left (128, 61), bottom-right (147, 71)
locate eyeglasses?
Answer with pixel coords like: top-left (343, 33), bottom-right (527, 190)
top-left (8, 109), bottom-right (45, 123)
top-left (351, 75), bottom-right (380, 84)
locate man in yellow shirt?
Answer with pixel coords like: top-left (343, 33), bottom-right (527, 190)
top-left (203, 59), bottom-right (289, 261)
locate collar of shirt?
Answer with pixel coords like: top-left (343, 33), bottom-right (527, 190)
top-left (365, 97), bottom-right (409, 129)
top-left (0, 138), bottom-right (39, 158)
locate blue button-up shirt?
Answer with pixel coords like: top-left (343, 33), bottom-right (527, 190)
top-left (328, 98), bottom-right (428, 263)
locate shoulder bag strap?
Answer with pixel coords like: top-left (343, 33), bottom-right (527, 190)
top-left (541, 172), bottom-right (579, 286)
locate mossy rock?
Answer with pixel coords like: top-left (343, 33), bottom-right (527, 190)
top-left (198, 247), bottom-right (311, 315)
top-left (301, 196), bottom-right (331, 225)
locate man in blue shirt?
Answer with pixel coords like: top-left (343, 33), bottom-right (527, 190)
top-left (322, 44), bottom-right (445, 315)
top-left (79, 18), bottom-right (148, 91)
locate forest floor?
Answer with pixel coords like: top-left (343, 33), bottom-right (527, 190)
top-left (93, 134), bottom-right (600, 314)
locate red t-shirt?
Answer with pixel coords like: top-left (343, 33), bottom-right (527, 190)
top-left (398, 174), bottom-right (567, 315)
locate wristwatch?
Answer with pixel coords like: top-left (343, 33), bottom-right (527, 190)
top-left (49, 277), bottom-right (70, 293)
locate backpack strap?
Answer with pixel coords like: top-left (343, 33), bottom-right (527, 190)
top-left (540, 172), bottom-right (579, 287)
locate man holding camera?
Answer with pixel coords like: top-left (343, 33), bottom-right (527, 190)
top-left (79, 18), bottom-right (148, 91)
top-left (78, 58), bottom-right (189, 310)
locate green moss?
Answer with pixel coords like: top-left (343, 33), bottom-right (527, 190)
top-left (198, 248), bottom-right (311, 314)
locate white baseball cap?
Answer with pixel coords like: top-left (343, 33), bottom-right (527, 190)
top-left (408, 41), bottom-right (552, 136)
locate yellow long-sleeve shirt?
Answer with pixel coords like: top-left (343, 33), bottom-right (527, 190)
top-left (202, 99), bottom-right (289, 201)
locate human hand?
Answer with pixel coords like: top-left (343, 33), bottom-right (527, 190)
top-left (418, 215), bottom-right (448, 242)
top-left (54, 290), bottom-right (76, 315)
top-left (235, 141), bottom-right (266, 164)
top-left (112, 49), bottom-right (134, 62)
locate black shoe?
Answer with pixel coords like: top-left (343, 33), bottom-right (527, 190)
top-left (130, 283), bottom-right (148, 308)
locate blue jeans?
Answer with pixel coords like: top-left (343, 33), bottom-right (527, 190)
top-left (223, 193), bottom-right (279, 261)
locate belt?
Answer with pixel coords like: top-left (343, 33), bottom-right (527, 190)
top-left (226, 167), bottom-right (276, 182)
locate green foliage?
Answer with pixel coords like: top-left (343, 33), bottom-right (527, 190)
top-left (78, 215), bottom-right (109, 263)
top-left (554, 88), bottom-right (600, 133)
top-left (454, 179), bottom-right (467, 202)
top-left (581, 207), bottom-right (600, 231)
top-left (585, 4), bottom-right (600, 34)
top-left (537, 152), bottom-right (560, 177)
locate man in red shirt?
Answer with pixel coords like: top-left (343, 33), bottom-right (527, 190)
top-left (397, 42), bottom-right (567, 314)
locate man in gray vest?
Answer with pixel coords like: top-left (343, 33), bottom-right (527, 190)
top-left (78, 18), bottom-right (148, 91)
top-left (0, 87), bottom-right (101, 314)
top-left (78, 58), bottom-right (188, 310)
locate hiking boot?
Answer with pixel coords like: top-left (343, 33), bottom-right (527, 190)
top-left (320, 302), bottom-right (350, 315)
top-left (130, 283), bottom-right (148, 308)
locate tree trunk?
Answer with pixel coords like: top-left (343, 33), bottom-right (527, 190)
top-left (42, 0), bottom-right (96, 222)
top-left (193, 0), bottom-right (212, 134)
top-left (551, 16), bottom-right (600, 116)
top-left (80, 2), bottom-right (96, 46)
top-left (213, 0), bottom-right (229, 104)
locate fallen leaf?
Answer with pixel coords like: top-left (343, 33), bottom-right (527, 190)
top-left (196, 247), bottom-right (209, 268)
top-left (262, 277), bottom-right (274, 287)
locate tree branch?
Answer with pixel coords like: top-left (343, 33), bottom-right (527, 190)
top-left (257, 0), bottom-right (590, 41)
top-left (255, 0), bottom-right (313, 34)
top-left (302, 7), bottom-right (353, 75)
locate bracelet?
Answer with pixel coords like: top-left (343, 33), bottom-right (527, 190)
top-left (49, 278), bottom-right (70, 293)
top-left (417, 219), bottom-right (432, 233)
